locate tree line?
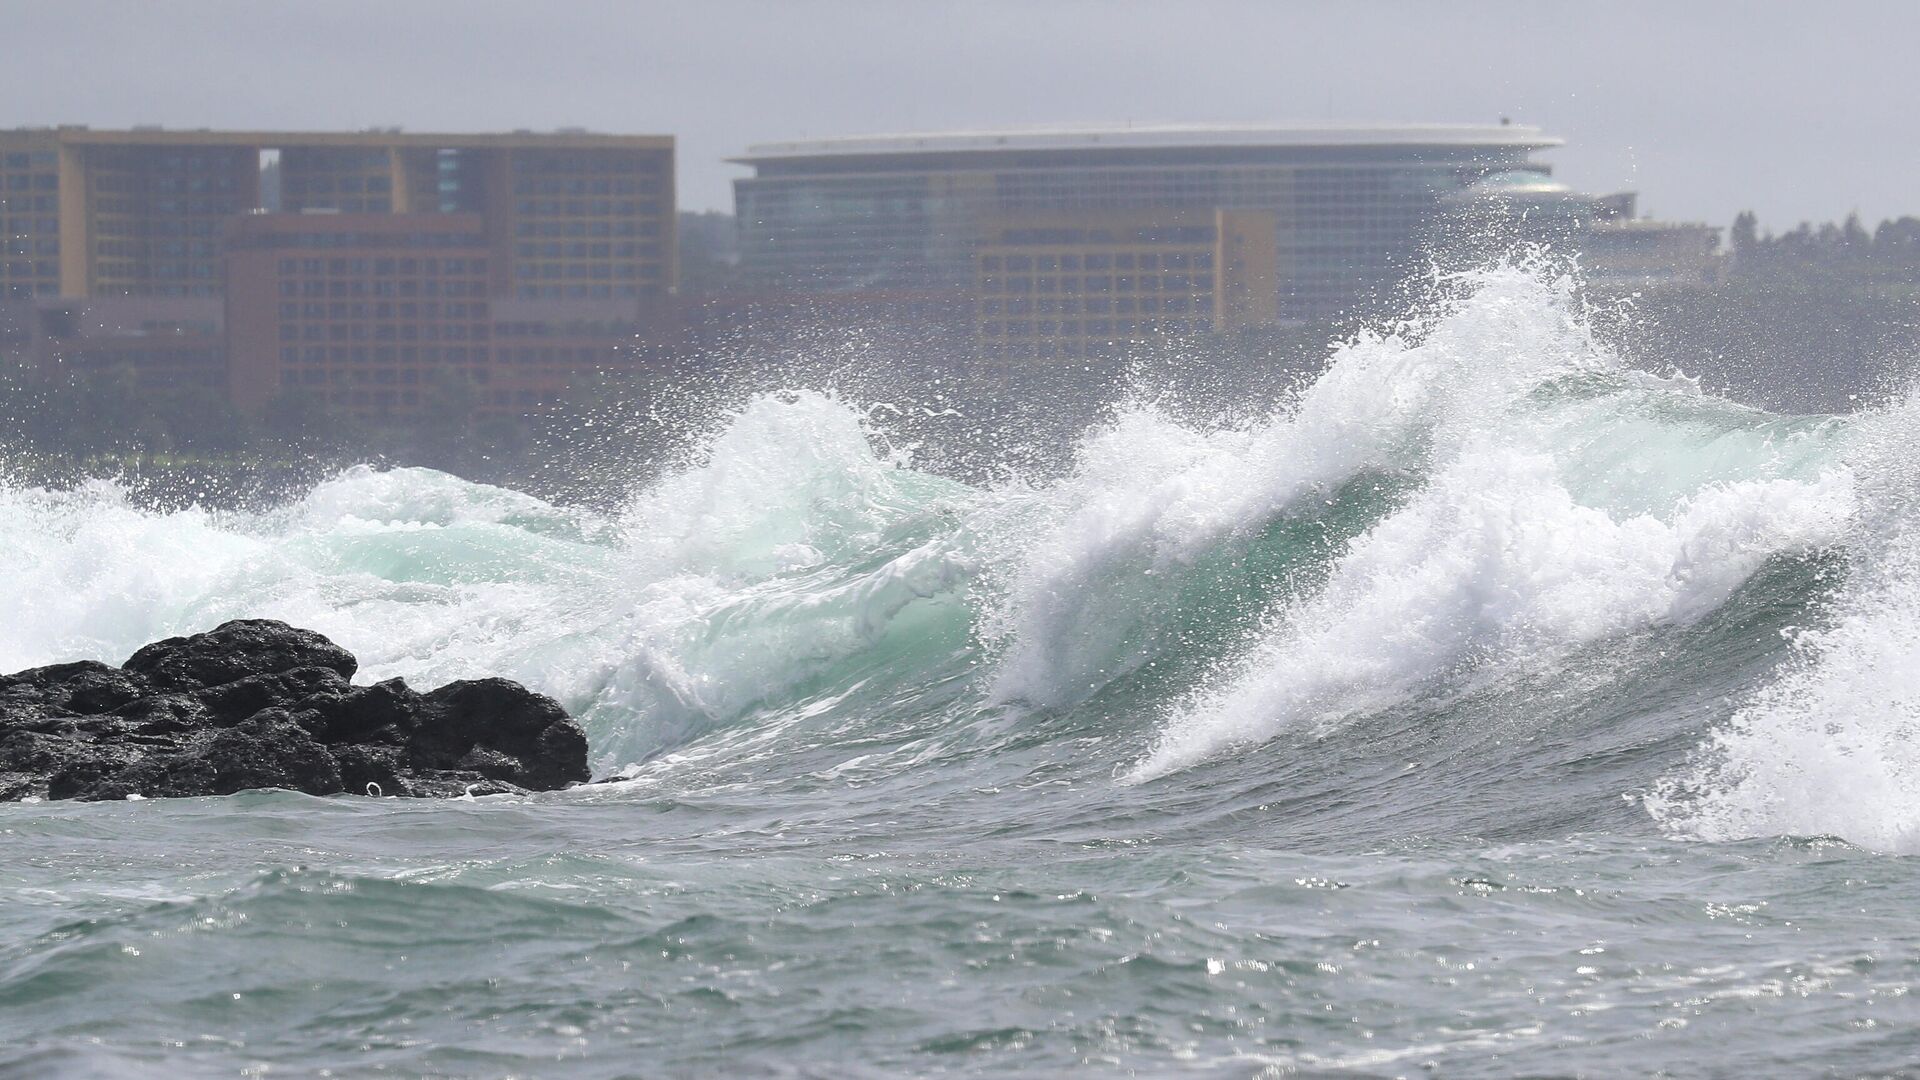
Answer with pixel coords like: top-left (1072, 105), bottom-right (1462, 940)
top-left (1728, 211), bottom-right (1920, 287)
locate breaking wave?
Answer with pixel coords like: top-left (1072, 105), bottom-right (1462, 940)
top-left (2, 264), bottom-right (1913, 849)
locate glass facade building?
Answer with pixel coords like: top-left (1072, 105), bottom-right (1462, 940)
top-left (733, 125), bottom-right (1563, 320)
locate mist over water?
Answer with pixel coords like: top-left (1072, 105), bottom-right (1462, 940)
top-left (6, 265), bottom-right (1920, 1076)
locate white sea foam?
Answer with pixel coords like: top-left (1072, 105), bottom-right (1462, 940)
top-left (1648, 396), bottom-right (1920, 852)
top-left (0, 391), bottom-right (972, 771)
top-left (1132, 448), bottom-right (1851, 780)
top-left (0, 479), bottom-right (272, 668)
top-left (1114, 267), bottom-right (1853, 779)
top-left (0, 269), bottom-right (1874, 788)
top-left (982, 266), bottom-right (1618, 708)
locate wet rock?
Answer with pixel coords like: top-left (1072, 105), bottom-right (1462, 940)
top-left (123, 620), bottom-right (356, 694)
top-left (0, 620), bottom-right (589, 802)
top-left (0, 660), bottom-right (147, 715)
top-left (412, 678), bottom-right (591, 790)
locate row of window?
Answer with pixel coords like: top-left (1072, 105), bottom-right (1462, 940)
top-left (278, 345), bottom-right (486, 364)
top-left (274, 279), bottom-right (486, 299)
top-left (982, 251), bottom-right (1215, 272)
top-left (284, 175), bottom-right (393, 195)
top-left (245, 231), bottom-right (487, 251)
top-left (90, 152), bottom-right (249, 172)
top-left (109, 176), bottom-right (243, 195)
top-left (1, 152), bottom-right (58, 169)
top-left (276, 299), bottom-right (487, 318)
top-left (511, 261), bottom-right (657, 281)
top-left (276, 322), bottom-right (490, 343)
top-left (514, 219), bottom-right (663, 239)
top-left (96, 284), bottom-right (224, 297)
top-left (283, 196), bottom-right (392, 213)
top-left (515, 241), bottom-right (656, 259)
top-left (496, 320), bottom-right (641, 338)
top-left (978, 273), bottom-right (1218, 295)
top-left (91, 197), bottom-right (246, 217)
top-left (496, 346), bottom-right (624, 365)
top-left (511, 153), bottom-right (664, 175)
top-left (275, 256), bottom-right (487, 274)
top-left (91, 261), bottom-right (220, 279)
top-left (284, 151), bottom-right (392, 171)
top-left (96, 240), bottom-right (216, 258)
top-left (511, 199), bottom-right (662, 218)
top-left (93, 218), bottom-right (223, 238)
top-left (515, 283), bottom-right (660, 300)
top-left (980, 295), bottom-right (1210, 317)
top-left (511, 177), bottom-right (663, 197)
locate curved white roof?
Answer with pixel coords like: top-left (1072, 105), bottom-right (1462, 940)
top-left (734, 123), bottom-right (1562, 163)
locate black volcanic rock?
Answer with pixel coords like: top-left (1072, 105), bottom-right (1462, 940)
top-left (123, 620), bottom-right (357, 693)
top-left (0, 620), bottom-right (589, 802)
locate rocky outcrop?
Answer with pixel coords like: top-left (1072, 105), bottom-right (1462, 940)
top-left (0, 620), bottom-right (590, 801)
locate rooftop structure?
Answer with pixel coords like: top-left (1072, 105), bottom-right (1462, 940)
top-left (734, 123), bottom-right (1561, 162)
top-left (731, 123), bottom-right (1562, 319)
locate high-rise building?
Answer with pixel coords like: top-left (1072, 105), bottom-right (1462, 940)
top-left (731, 124), bottom-right (1563, 321)
top-left (0, 127), bottom-right (676, 416)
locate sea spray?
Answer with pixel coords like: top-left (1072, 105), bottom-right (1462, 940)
top-left (1649, 392), bottom-right (1920, 851)
top-left (1133, 449), bottom-right (1850, 780)
top-left (0, 267), bottom-right (1869, 785)
top-left (979, 266), bottom-right (1617, 712)
top-left (0, 392), bottom-right (979, 774)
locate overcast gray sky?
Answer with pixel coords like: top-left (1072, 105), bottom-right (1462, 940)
top-left (2, 0), bottom-right (1912, 229)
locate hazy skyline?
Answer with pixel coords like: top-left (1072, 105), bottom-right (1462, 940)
top-left (3, 0), bottom-right (1913, 230)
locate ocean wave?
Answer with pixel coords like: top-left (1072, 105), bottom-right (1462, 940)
top-left (1648, 393), bottom-right (1920, 852)
top-left (0, 264), bottom-right (1890, 805)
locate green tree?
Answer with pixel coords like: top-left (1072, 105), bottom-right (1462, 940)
top-left (1730, 211), bottom-right (1759, 259)
top-left (1842, 212), bottom-right (1870, 252)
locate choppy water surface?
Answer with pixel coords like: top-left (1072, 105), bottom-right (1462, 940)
top-left (5, 269), bottom-right (1920, 1077)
